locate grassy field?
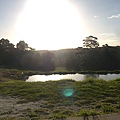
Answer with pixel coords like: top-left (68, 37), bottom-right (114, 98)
top-left (0, 68), bottom-right (120, 119)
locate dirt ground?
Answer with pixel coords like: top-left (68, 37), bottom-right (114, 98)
top-left (0, 95), bottom-right (49, 118)
top-left (67, 113), bottom-right (120, 120)
top-left (0, 95), bottom-right (120, 120)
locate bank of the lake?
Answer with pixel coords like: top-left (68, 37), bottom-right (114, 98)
top-left (1, 68), bottom-right (120, 82)
top-left (0, 68), bottom-right (120, 119)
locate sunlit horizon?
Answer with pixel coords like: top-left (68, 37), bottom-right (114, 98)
top-left (14, 0), bottom-right (86, 50)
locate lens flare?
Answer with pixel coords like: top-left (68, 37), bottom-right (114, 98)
top-left (62, 87), bottom-right (74, 97)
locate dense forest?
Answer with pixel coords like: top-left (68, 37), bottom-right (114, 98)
top-left (0, 38), bottom-right (55, 71)
top-left (0, 37), bottom-right (120, 71)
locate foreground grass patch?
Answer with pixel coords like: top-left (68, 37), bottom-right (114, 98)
top-left (0, 80), bottom-right (61, 101)
top-left (0, 78), bottom-right (120, 118)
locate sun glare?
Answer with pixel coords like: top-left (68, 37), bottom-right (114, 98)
top-left (15, 0), bottom-right (85, 50)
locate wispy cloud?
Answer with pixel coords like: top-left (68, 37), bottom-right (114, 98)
top-left (98, 33), bottom-right (119, 45)
top-left (105, 39), bottom-right (119, 44)
top-left (98, 33), bottom-right (115, 36)
top-left (108, 14), bottom-right (120, 19)
top-left (94, 16), bottom-right (99, 18)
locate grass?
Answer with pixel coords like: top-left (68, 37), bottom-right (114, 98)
top-left (1, 67), bottom-right (120, 82)
top-left (0, 78), bottom-right (120, 109)
top-left (0, 68), bottom-right (120, 119)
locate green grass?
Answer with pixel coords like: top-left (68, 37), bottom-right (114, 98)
top-left (0, 78), bottom-right (120, 111)
top-left (0, 68), bottom-right (120, 119)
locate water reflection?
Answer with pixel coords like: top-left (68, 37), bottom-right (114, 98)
top-left (26, 73), bottom-right (120, 82)
top-left (84, 74), bottom-right (99, 79)
top-left (26, 74), bottom-right (84, 82)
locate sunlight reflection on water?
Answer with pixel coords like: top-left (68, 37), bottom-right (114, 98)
top-left (26, 73), bottom-right (120, 82)
top-left (26, 74), bottom-right (84, 82)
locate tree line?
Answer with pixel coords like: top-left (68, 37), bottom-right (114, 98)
top-left (65, 46), bottom-right (120, 71)
top-left (0, 37), bottom-right (120, 71)
top-left (0, 38), bottom-right (55, 71)
top-left (53, 36), bottom-right (120, 71)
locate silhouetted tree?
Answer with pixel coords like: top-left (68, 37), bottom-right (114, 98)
top-left (102, 44), bottom-right (109, 47)
top-left (16, 41), bottom-right (29, 50)
top-left (0, 38), bottom-right (15, 51)
top-left (0, 38), bottom-right (15, 67)
top-left (65, 46), bottom-right (120, 71)
top-left (0, 37), bottom-right (120, 71)
top-left (83, 36), bottom-right (99, 48)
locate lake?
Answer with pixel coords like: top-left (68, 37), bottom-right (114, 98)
top-left (26, 73), bottom-right (120, 82)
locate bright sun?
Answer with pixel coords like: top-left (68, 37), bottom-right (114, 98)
top-left (15, 0), bottom-right (85, 50)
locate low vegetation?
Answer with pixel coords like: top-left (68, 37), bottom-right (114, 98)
top-left (0, 68), bottom-right (120, 119)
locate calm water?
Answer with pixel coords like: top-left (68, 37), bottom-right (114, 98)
top-left (26, 73), bottom-right (120, 82)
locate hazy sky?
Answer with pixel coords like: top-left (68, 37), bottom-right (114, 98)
top-left (0, 0), bottom-right (120, 50)
top-left (0, 0), bottom-right (26, 40)
top-left (72, 0), bottom-right (120, 46)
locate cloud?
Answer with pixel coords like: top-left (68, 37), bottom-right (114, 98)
top-left (94, 16), bottom-right (99, 18)
top-left (105, 39), bottom-right (119, 44)
top-left (98, 33), bottom-right (114, 36)
top-left (108, 14), bottom-right (120, 19)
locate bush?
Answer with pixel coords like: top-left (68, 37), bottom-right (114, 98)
top-left (78, 109), bottom-right (89, 116)
top-left (101, 104), bottom-right (116, 114)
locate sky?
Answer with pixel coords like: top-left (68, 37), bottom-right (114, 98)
top-left (0, 0), bottom-right (120, 50)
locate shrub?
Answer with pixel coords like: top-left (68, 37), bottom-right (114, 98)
top-left (101, 104), bottom-right (116, 114)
